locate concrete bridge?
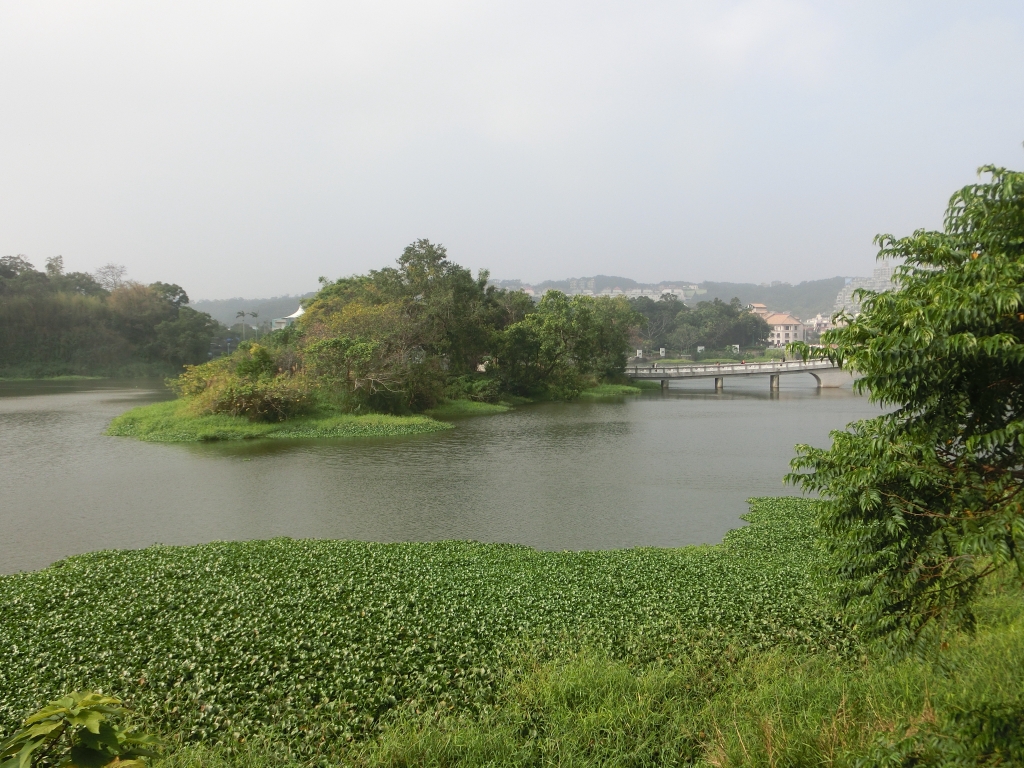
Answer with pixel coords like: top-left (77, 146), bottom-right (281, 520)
top-left (624, 359), bottom-right (853, 391)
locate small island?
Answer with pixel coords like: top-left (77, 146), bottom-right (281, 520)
top-left (108, 241), bottom-right (651, 442)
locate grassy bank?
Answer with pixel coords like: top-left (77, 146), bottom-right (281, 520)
top-left (3, 498), bottom-right (1020, 766)
top-left (579, 383), bottom-right (645, 396)
top-left (424, 400), bottom-right (512, 418)
top-left (106, 400), bottom-right (454, 442)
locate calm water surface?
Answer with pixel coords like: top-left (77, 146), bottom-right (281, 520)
top-left (0, 376), bottom-right (882, 573)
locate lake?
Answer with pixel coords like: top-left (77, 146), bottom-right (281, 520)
top-left (0, 376), bottom-right (882, 574)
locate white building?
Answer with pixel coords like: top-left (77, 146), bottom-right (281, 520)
top-left (834, 260), bottom-right (900, 317)
top-left (763, 312), bottom-right (805, 347)
top-left (271, 306), bottom-right (304, 331)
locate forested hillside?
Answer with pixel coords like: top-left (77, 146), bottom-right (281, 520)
top-left (0, 256), bottom-right (223, 378)
top-left (494, 275), bottom-right (847, 320)
top-left (697, 277), bottom-right (845, 319)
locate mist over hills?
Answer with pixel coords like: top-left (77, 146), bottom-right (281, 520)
top-left (191, 294), bottom-right (315, 328)
top-left (193, 277), bottom-right (846, 328)
top-left (490, 276), bottom-right (847, 320)
top-left (697, 278), bottom-right (846, 320)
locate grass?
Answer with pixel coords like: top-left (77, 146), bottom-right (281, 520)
top-left (578, 383), bottom-right (646, 396)
top-left (424, 400), bottom-right (512, 418)
top-left (106, 400), bottom-right (454, 442)
top-left (4, 498), bottom-right (1021, 766)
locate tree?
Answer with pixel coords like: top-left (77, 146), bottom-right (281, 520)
top-left (493, 292), bottom-right (640, 396)
top-left (630, 294), bottom-right (685, 351)
top-left (787, 164), bottom-right (1024, 654)
top-left (669, 298), bottom-right (769, 352)
top-left (107, 283), bottom-right (178, 355)
top-left (0, 255), bottom-right (35, 278)
top-left (154, 306), bottom-right (223, 366)
top-left (94, 263), bottom-right (127, 291)
top-left (149, 281), bottom-right (189, 308)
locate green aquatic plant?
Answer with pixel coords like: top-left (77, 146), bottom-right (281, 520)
top-left (0, 499), bottom-right (848, 758)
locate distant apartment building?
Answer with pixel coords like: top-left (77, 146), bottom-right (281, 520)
top-left (764, 312), bottom-right (805, 347)
top-left (834, 260), bottom-right (900, 317)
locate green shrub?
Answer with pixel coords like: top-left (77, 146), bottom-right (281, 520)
top-left (444, 374), bottom-right (502, 403)
top-left (169, 347), bottom-right (309, 422)
top-left (0, 691), bottom-right (158, 768)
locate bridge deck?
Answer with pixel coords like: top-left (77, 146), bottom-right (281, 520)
top-left (624, 359), bottom-right (837, 379)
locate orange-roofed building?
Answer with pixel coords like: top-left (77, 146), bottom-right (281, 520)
top-left (763, 312), bottom-right (805, 347)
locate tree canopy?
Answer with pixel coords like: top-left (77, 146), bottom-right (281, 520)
top-left (630, 295), bottom-right (770, 354)
top-left (0, 256), bottom-right (222, 376)
top-left (175, 240), bottom-right (643, 419)
top-left (788, 164), bottom-right (1024, 654)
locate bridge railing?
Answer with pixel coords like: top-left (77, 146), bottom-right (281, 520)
top-left (624, 359), bottom-right (836, 377)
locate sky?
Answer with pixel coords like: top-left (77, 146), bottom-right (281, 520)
top-left (2, 1), bottom-right (1023, 299)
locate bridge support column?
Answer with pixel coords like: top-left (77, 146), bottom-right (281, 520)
top-left (769, 374), bottom-right (780, 391)
top-left (661, 379), bottom-right (670, 390)
top-left (714, 376), bottom-right (724, 392)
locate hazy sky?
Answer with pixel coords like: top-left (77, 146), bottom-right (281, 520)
top-left (2, 1), bottom-right (1023, 299)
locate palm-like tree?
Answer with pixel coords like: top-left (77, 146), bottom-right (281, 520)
top-left (249, 311), bottom-right (259, 340)
top-left (235, 310), bottom-right (247, 341)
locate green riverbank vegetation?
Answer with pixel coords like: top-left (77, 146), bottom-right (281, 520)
top-left (106, 399), bottom-right (452, 442)
top-left (117, 240), bottom-right (644, 442)
top-left (0, 256), bottom-right (226, 378)
top-left (2, 498), bottom-right (1022, 767)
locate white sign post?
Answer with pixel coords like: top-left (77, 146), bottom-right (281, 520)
top-left (636, 349), bottom-right (643, 359)
top-left (659, 348), bottom-right (666, 357)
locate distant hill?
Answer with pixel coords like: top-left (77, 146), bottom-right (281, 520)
top-left (697, 278), bottom-right (846, 320)
top-left (491, 275), bottom-right (846, 321)
top-left (191, 294), bottom-right (316, 328)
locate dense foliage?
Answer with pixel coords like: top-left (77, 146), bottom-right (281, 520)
top-left (0, 256), bottom-right (223, 377)
top-left (0, 691), bottom-right (159, 768)
top-left (0, 499), bottom-right (850, 760)
top-left (173, 241), bottom-right (642, 419)
top-left (630, 295), bottom-right (770, 355)
top-left (789, 164), bottom-right (1024, 654)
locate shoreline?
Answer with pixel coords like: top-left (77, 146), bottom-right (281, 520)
top-left (106, 383), bottom-right (650, 443)
top-left (106, 399), bottom-right (456, 442)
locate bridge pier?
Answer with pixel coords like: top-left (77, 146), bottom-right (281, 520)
top-left (769, 374), bottom-right (780, 391)
top-left (714, 376), bottom-right (724, 392)
top-left (661, 379), bottom-right (670, 390)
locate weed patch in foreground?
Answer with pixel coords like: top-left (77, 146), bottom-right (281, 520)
top-left (105, 400), bottom-right (453, 442)
top-left (7, 497), bottom-right (1019, 766)
top-left (0, 499), bottom-right (846, 759)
